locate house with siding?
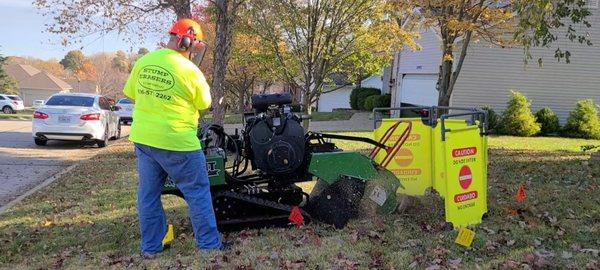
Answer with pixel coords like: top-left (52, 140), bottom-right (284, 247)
top-left (317, 73), bottom-right (392, 112)
top-left (391, 3), bottom-right (600, 123)
top-left (5, 64), bottom-right (72, 106)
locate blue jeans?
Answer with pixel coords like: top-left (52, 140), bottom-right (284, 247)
top-left (134, 143), bottom-right (222, 254)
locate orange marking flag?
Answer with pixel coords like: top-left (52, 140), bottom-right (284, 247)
top-left (516, 184), bottom-right (526, 203)
top-left (288, 206), bottom-right (304, 226)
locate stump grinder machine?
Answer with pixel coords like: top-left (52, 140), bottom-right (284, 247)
top-left (161, 93), bottom-right (407, 229)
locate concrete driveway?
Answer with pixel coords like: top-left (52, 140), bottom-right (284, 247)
top-left (0, 120), bottom-right (130, 207)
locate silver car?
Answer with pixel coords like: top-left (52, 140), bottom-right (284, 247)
top-left (116, 98), bottom-right (134, 125)
top-left (0, 94), bottom-right (25, 114)
top-left (32, 93), bottom-right (122, 147)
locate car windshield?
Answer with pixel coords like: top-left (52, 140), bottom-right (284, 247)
top-left (117, 98), bottom-right (132, 104)
top-left (8, 96), bottom-right (21, 101)
top-left (45, 96), bottom-right (95, 107)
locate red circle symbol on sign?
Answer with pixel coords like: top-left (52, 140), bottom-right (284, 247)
top-left (458, 165), bottom-right (472, 190)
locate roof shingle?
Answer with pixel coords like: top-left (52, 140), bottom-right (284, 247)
top-left (5, 64), bottom-right (72, 91)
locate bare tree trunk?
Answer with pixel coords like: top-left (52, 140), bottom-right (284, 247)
top-left (437, 31), bottom-right (472, 107)
top-left (301, 90), bottom-right (311, 131)
top-left (170, 0), bottom-right (192, 19)
top-left (211, 0), bottom-right (240, 125)
top-left (437, 59), bottom-right (452, 106)
top-left (238, 88), bottom-right (245, 112)
top-left (437, 40), bottom-right (453, 107)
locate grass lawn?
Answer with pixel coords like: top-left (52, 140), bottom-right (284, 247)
top-left (0, 108), bottom-right (35, 121)
top-left (308, 111), bottom-right (355, 121)
top-left (0, 135), bottom-right (598, 269)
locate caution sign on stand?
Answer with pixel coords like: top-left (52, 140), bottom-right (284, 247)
top-left (373, 119), bottom-right (433, 196)
top-left (432, 119), bottom-right (468, 198)
top-left (443, 125), bottom-right (488, 228)
top-left (372, 107), bottom-right (489, 228)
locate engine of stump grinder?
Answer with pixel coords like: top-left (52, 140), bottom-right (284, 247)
top-left (162, 93), bottom-right (402, 229)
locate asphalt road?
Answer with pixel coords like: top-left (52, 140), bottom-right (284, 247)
top-left (0, 120), bottom-right (130, 207)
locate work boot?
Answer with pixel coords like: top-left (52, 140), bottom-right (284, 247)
top-left (140, 252), bottom-right (158, 260)
top-left (140, 244), bottom-right (171, 260)
top-left (195, 241), bottom-right (233, 254)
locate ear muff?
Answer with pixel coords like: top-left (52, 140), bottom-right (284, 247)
top-left (177, 26), bottom-right (196, 52)
top-left (178, 36), bottom-right (193, 51)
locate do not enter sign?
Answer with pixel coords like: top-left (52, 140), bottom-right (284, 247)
top-left (458, 165), bottom-right (472, 189)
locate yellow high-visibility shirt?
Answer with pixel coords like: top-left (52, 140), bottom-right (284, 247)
top-left (123, 48), bottom-right (211, 151)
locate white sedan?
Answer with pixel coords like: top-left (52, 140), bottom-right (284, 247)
top-left (0, 94), bottom-right (25, 114)
top-left (32, 93), bottom-right (122, 147)
top-left (116, 97), bottom-right (134, 125)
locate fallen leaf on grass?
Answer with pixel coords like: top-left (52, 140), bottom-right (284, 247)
top-left (433, 247), bottom-right (449, 257)
top-left (270, 251), bottom-right (280, 260)
top-left (369, 251), bottom-right (384, 269)
top-left (523, 250), bottom-right (554, 269)
top-left (43, 219), bottom-right (54, 227)
top-left (207, 253), bottom-right (230, 269)
top-left (332, 253), bottom-right (359, 270)
top-left (100, 255), bottom-right (136, 267)
top-left (283, 259), bottom-right (306, 270)
top-left (500, 260), bottom-right (520, 270)
top-left (580, 249), bottom-right (600, 257)
top-left (425, 261), bottom-right (441, 270)
top-left (486, 240), bottom-right (500, 251)
top-left (561, 251), bottom-right (573, 259)
top-left (348, 230), bottom-right (359, 244)
top-left (585, 260), bottom-right (598, 269)
top-left (448, 258), bottom-right (462, 269)
top-left (400, 239), bottom-right (422, 248)
top-left (165, 259), bottom-right (184, 270)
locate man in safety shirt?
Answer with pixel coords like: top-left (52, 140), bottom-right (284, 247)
top-left (123, 18), bottom-right (227, 257)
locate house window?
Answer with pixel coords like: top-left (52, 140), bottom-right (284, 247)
top-left (587, 0), bottom-right (599, 9)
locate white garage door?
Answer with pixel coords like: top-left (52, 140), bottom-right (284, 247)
top-left (401, 74), bottom-right (438, 106)
top-left (317, 87), bottom-right (352, 112)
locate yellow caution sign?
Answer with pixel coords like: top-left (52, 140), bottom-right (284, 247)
top-left (443, 125), bottom-right (488, 228)
top-left (374, 119), bottom-right (433, 195)
top-left (455, 227), bottom-right (476, 247)
top-left (432, 119), bottom-right (468, 198)
top-left (373, 110), bottom-right (488, 228)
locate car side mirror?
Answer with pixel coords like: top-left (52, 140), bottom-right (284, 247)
top-left (110, 105), bottom-right (119, 111)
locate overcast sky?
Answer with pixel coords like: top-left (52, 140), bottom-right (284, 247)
top-left (0, 0), bottom-right (159, 60)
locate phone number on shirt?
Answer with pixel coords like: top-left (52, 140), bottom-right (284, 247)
top-left (137, 89), bottom-right (172, 101)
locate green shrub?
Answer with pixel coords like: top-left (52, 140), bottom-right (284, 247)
top-left (373, 94), bottom-right (392, 108)
top-left (362, 95), bottom-right (379, 111)
top-left (482, 106), bottom-right (500, 133)
top-left (362, 94), bottom-right (392, 111)
top-left (535, 107), bottom-right (560, 135)
top-left (350, 87), bottom-right (380, 110)
top-left (562, 99), bottom-right (600, 139)
top-left (500, 91), bottom-right (541, 137)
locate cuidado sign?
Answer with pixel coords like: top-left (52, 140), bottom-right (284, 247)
top-left (443, 127), bottom-right (488, 228)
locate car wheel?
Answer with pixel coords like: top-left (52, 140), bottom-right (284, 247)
top-left (110, 122), bottom-right (122, 140)
top-left (34, 138), bottom-right (47, 146)
top-left (97, 126), bottom-right (109, 148)
top-left (2, 106), bottom-right (14, 114)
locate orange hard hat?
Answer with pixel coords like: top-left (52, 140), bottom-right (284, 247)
top-left (169, 18), bottom-right (204, 41)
